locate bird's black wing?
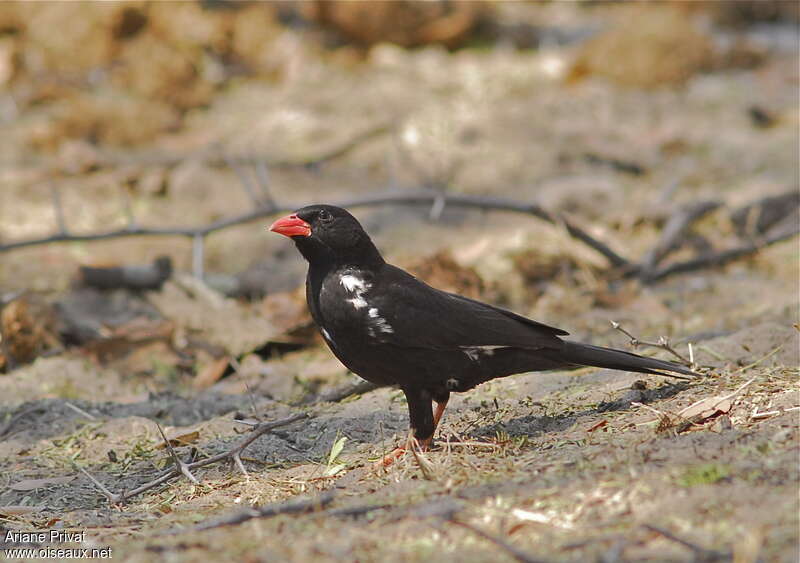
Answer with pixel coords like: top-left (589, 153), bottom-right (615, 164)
top-left (367, 265), bottom-right (566, 351)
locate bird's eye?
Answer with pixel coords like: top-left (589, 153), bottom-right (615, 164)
top-left (319, 209), bottom-right (333, 223)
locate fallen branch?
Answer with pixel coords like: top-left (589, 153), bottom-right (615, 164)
top-left (79, 413), bottom-right (308, 505)
top-left (0, 190), bottom-right (631, 270)
top-left (610, 320), bottom-right (694, 368)
top-left (643, 221), bottom-right (799, 282)
top-left (190, 490), bottom-right (336, 532)
top-left (450, 519), bottom-right (551, 563)
top-left (638, 200), bottom-right (721, 280)
top-left (750, 405), bottom-right (800, 420)
top-left (642, 524), bottom-right (729, 561)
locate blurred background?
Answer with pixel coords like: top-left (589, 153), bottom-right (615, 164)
top-left (0, 4), bottom-right (799, 559)
top-left (0, 0), bottom-right (798, 394)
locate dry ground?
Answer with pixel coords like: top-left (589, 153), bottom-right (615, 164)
top-left (1, 4), bottom-right (798, 562)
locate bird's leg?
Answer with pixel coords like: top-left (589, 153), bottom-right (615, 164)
top-left (375, 387), bottom-right (433, 467)
top-left (432, 392), bottom-right (450, 431)
top-left (418, 392), bottom-right (451, 450)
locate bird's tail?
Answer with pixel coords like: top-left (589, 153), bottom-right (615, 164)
top-left (556, 341), bottom-right (698, 380)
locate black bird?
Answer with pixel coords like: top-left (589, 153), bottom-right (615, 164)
top-left (270, 205), bottom-right (697, 461)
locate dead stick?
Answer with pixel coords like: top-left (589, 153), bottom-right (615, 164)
top-left (450, 519), bottom-right (551, 563)
top-left (0, 190), bottom-right (632, 270)
top-left (642, 524), bottom-right (728, 559)
top-left (639, 200), bottom-right (721, 277)
top-left (156, 422), bottom-right (199, 484)
top-left (610, 321), bottom-right (694, 367)
top-left (189, 490), bottom-right (336, 532)
top-left (644, 224), bottom-right (799, 282)
top-left (80, 413), bottom-right (308, 504)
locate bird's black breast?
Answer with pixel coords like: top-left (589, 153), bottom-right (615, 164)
top-left (306, 265), bottom-right (403, 385)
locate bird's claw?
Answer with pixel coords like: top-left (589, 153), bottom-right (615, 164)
top-left (373, 436), bottom-right (432, 468)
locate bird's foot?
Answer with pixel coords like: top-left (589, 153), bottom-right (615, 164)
top-left (373, 436), bottom-right (432, 468)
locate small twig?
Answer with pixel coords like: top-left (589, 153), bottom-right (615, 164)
top-left (188, 490), bottom-right (336, 532)
top-left (441, 440), bottom-right (500, 449)
top-left (229, 356), bottom-right (260, 419)
top-left (610, 321), bottom-right (693, 366)
top-left (556, 213), bottom-right (631, 268)
top-left (751, 406), bottom-right (800, 420)
top-left (639, 200), bottom-right (721, 279)
top-left (642, 524), bottom-right (729, 560)
top-left (407, 435), bottom-right (436, 481)
top-left (705, 376), bottom-right (756, 407)
top-left (232, 418), bottom-right (259, 427)
top-left (156, 422), bottom-right (199, 484)
top-left (729, 345), bottom-right (783, 375)
top-left (81, 413), bottom-right (308, 504)
top-left (450, 519), bottom-right (551, 563)
top-left (0, 190), bottom-right (630, 270)
top-left (631, 402), bottom-right (706, 433)
top-left (631, 402), bottom-right (673, 419)
top-left (75, 464), bottom-right (123, 504)
top-left (63, 402), bottom-right (97, 421)
top-left (643, 222), bottom-right (799, 283)
top-left (322, 503), bottom-right (391, 518)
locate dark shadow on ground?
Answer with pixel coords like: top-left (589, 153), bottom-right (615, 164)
top-left (471, 382), bottom-right (691, 439)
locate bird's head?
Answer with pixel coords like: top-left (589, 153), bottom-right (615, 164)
top-left (269, 205), bottom-right (384, 267)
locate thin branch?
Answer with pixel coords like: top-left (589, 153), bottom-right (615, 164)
top-left (63, 402), bottom-right (97, 421)
top-left (80, 413), bottom-right (308, 504)
top-left (643, 222), bottom-right (799, 283)
top-left (610, 320), bottom-right (694, 367)
top-left (189, 490), bottom-right (336, 532)
top-left (0, 190), bottom-right (631, 268)
top-left (642, 524), bottom-right (729, 560)
top-left (5, 186), bottom-right (795, 288)
top-left (156, 422), bottom-right (199, 484)
top-left (450, 519), bottom-right (551, 563)
top-left (639, 200), bottom-right (721, 278)
top-left (75, 464), bottom-right (122, 504)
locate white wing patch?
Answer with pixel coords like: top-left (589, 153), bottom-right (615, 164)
top-left (338, 273), bottom-right (393, 339)
top-left (340, 274), bottom-right (370, 310)
top-left (461, 345), bottom-right (506, 361)
top-left (367, 307), bottom-right (394, 336)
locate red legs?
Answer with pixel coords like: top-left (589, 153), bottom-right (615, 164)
top-left (375, 395), bottom-right (450, 468)
top-left (432, 395), bottom-right (449, 431)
